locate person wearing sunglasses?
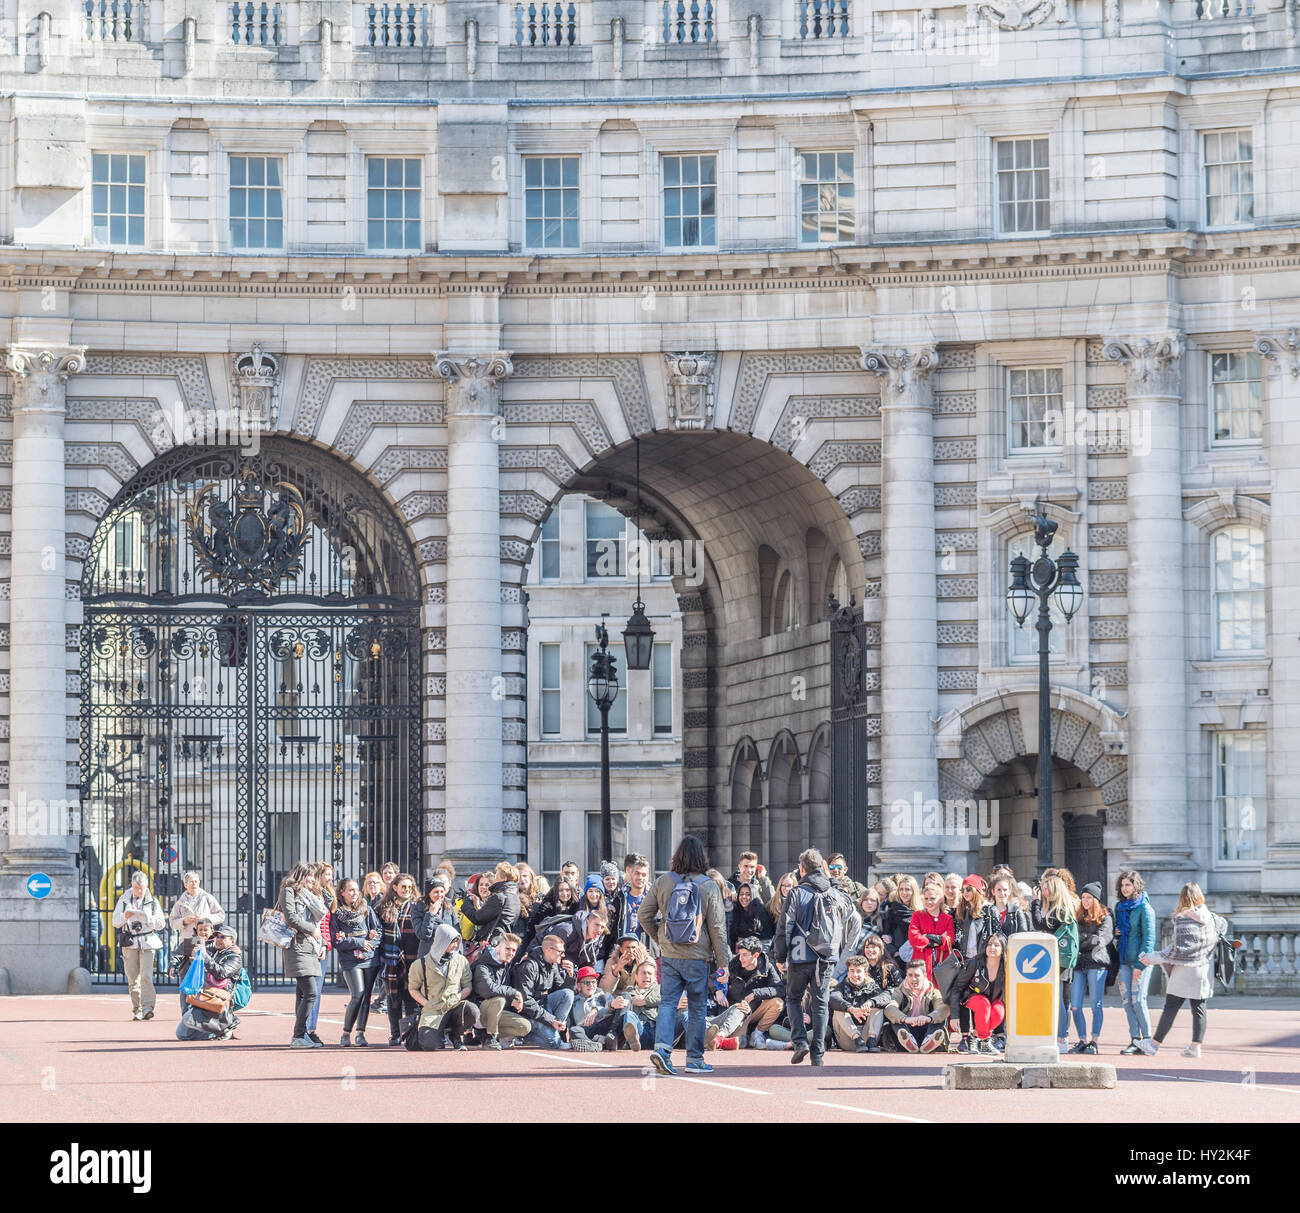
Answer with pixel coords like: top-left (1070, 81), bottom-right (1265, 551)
top-left (825, 854), bottom-right (867, 901)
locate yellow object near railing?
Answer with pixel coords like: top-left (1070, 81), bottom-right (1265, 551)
top-left (97, 856), bottom-right (156, 972)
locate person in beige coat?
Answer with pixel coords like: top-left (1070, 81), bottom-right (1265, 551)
top-left (112, 871), bottom-right (166, 1020)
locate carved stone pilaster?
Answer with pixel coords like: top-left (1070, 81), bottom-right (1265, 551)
top-left (231, 344), bottom-right (282, 426)
top-left (184, 16), bottom-right (196, 72)
top-left (748, 15), bottom-right (760, 69)
top-left (5, 346), bottom-right (87, 411)
top-left (664, 352), bottom-right (717, 429)
top-left (611, 17), bottom-right (624, 74)
top-left (859, 345), bottom-right (938, 405)
top-left (435, 352), bottom-right (514, 415)
top-left (1102, 334), bottom-right (1184, 398)
top-left (1255, 328), bottom-right (1300, 380)
top-left (319, 19), bottom-right (333, 78)
top-left (466, 19), bottom-right (478, 77)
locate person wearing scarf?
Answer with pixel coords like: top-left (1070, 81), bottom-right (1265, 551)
top-left (407, 923), bottom-right (479, 1051)
top-left (1114, 869), bottom-right (1157, 1055)
top-left (378, 874), bottom-right (421, 1046)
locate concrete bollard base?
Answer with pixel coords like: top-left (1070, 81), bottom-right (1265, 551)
top-left (943, 1060), bottom-right (1117, 1090)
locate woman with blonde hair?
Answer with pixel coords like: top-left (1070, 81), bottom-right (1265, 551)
top-left (377, 872), bottom-right (420, 1045)
top-left (881, 874), bottom-right (921, 962)
top-left (459, 860), bottom-right (521, 957)
top-left (1038, 873), bottom-right (1080, 1052)
top-left (279, 862), bottom-right (327, 1048)
top-left (1138, 882), bottom-right (1227, 1059)
top-left (767, 870), bottom-right (797, 923)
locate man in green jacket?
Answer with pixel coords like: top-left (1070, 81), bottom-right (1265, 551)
top-left (408, 924), bottom-right (479, 1050)
top-left (638, 834), bottom-right (730, 1077)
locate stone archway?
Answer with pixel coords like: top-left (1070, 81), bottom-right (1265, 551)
top-left (934, 687), bottom-right (1129, 877)
top-left (766, 729), bottom-right (803, 878)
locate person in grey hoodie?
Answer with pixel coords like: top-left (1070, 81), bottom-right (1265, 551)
top-left (408, 923), bottom-right (479, 1051)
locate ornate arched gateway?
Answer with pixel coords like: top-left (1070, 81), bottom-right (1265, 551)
top-left (78, 439), bottom-right (422, 985)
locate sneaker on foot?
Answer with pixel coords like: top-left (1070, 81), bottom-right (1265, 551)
top-left (570, 1037), bottom-right (602, 1052)
top-left (623, 1021), bottom-right (642, 1052)
top-left (957, 1034), bottom-right (975, 1054)
top-left (810, 1055), bottom-right (825, 1067)
top-left (601, 1033), bottom-right (618, 1052)
top-left (354, 1032), bottom-right (368, 1047)
top-left (1137, 1038), bottom-right (1159, 1056)
top-left (684, 1059), bottom-right (715, 1074)
top-left (749, 1028), bottom-right (767, 1050)
top-left (1181, 1043), bottom-right (1201, 1059)
top-left (483, 1037), bottom-right (504, 1051)
top-left (388, 1036), bottom-right (402, 1047)
top-left (766, 1038), bottom-right (788, 1050)
top-left (1068, 1039), bottom-right (1088, 1054)
top-left (307, 1032), bottom-right (324, 1046)
top-left (865, 1036), bottom-right (882, 1053)
top-left (856, 1039), bottom-right (873, 1053)
top-left (339, 1033), bottom-right (352, 1047)
top-left (791, 1044), bottom-right (810, 1064)
top-left (1083, 1041), bottom-right (1098, 1055)
top-left (650, 1049), bottom-right (675, 1077)
top-left (978, 1038), bottom-right (999, 1056)
top-left (896, 1028), bottom-right (919, 1053)
top-left (290, 1036), bottom-right (317, 1048)
top-left (717, 1035), bottom-right (739, 1051)
top-left (142, 1010), bottom-right (155, 1021)
top-left (704, 1023), bottom-right (719, 1049)
top-left (455, 1040), bottom-right (469, 1052)
top-left (919, 1031), bottom-right (946, 1054)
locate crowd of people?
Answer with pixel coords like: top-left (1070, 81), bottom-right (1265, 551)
top-left (133, 838), bottom-right (1230, 1067)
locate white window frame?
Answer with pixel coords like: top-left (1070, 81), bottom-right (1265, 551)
top-left (1207, 350), bottom-right (1264, 448)
top-left (538, 510), bottom-right (561, 581)
top-left (363, 154), bottom-right (424, 253)
top-left (89, 150), bottom-right (150, 250)
top-left (1211, 525), bottom-right (1266, 658)
top-left (796, 146), bottom-right (856, 246)
top-left (585, 641), bottom-right (627, 733)
top-left (1005, 365), bottom-right (1066, 456)
top-left (220, 149), bottom-right (291, 254)
top-left (1212, 730), bottom-right (1267, 866)
top-left (993, 136), bottom-right (1051, 238)
top-left (652, 641), bottom-right (673, 736)
top-left (584, 500), bottom-right (627, 580)
top-left (539, 642), bottom-right (562, 737)
top-left (1006, 529), bottom-right (1069, 665)
top-left (660, 151), bottom-right (720, 252)
top-left (1202, 127), bottom-right (1255, 231)
top-left (521, 153), bottom-right (582, 252)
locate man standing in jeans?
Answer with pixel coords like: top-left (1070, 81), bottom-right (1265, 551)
top-left (774, 848), bottom-right (837, 1067)
top-left (638, 834), bottom-right (730, 1077)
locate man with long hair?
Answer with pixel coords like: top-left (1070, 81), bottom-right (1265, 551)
top-left (638, 834), bottom-right (729, 1077)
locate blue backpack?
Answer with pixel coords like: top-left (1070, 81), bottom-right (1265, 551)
top-left (231, 967), bottom-right (252, 1011)
top-left (664, 875), bottom-right (706, 945)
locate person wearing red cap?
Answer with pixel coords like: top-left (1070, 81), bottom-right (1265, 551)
top-left (565, 965), bottom-right (611, 1052)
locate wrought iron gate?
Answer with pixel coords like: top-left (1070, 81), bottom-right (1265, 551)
top-left (829, 595), bottom-right (871, 880)
top-left (79, 442), bottom-right (422, 986)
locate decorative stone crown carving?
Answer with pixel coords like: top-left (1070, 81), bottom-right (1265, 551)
top-left (967, 0), bottom-right (1069, 29)
top-left (232, 344), bottom-right (282, 426)
top-left (663, 351), bottom-right (717, 429)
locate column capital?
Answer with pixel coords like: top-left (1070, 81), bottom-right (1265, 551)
top-left (859, 345), bottom-right (939, 405)
top-left (435, 351), bottom-right (513, 415)
top-left (1254, 327), bottom-right (1300, 381)
top-left (4, 345), bottom-right (87, 411)
top-left (1101, 333), bottom-right (1184, 397)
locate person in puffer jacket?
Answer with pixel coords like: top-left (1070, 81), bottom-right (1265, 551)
top-left (828, 954), bottom-right (893, 1053)
top-left (1138, 882), bottom-right (1228, 1060)
top-left (705, 937), bottom-right (786, 1049)
top-left (514, 934), bottom-right (575, 1050)
top-left (459, 863), bottom-right (522, 946)
top-left (176, 925), bottom-right (243, 1041)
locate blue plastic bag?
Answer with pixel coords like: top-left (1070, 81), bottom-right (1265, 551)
top-left (179, 950), bottom-right (205, 995)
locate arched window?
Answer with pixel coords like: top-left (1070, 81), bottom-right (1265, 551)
top-left (1007, 529), bottom-right (1066, 662)
top-left (824, 555), bottom-right (849, 610)
top-left (773, 569), bottom-right (797, 632)
top-left (1212, 526), bottom-right (1266, 654)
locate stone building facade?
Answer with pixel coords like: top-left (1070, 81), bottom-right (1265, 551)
top-left (0, 0), bottom-right (1298, 991)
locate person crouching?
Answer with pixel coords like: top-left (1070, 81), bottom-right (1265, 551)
top-left (881, 958), bottom-right (950, 1054)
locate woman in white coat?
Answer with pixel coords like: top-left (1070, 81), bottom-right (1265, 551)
top-left (1138, 882), bottom-right (1227, 1059)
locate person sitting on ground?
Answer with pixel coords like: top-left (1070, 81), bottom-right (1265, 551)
top-left (860, 935), bottom-right (902, 995)
top-left (177, 917), bottom-right (216, 1015)
top-left (989, 875), bottom-right (1030, 937)
top-left (554, 908), bottom-right (610, 973)
top-left (176, 924), bottom-right (243, 1042)
top-left (566, 966), bottom-right (613, 1051)
top-left (515, 934), bottom-right (576, 1050)
top-left (728, 882), bottom-right (776, 953)
top-left (829, 953), bottom-right (893, 1054)
top-left (908, 876), bottom-right (955, 984)
top-left (471, 932), bottom-right (530, 1050)
top-left (951, 933), bottom-right (1008, 1055)
top-left (707, 936), bottom-right (786, 1050)
top-left (729, 851), bottom-right (776, 906)
top-left (408, 923), bottom-right (479, 1051)
top-left (882, 958), bottom-right (950, 1054)
top-left (609, 958), bottom-right (662, 1052)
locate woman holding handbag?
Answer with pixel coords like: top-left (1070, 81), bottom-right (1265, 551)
top-left (334, 877), bottom-right (382, 1046)
top-left (279, 862), bottom-right (327, 1049)
top-left (378, 873), bottom-right (421, 1045)
top-left (303, 861), bottom-right (336, 1043)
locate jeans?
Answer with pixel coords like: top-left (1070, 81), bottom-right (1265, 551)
top-left (342, 965), bottom-right (381, 1033)
top-left (619, 1007), bottom-right (657, 1049)
top-left (1153, 994), bottom-right (1207, 1045)
top-left (785, 960), bottom-right (832, 1060)
top-left (526, 988), bottom-right (576, 1047)
top-left (1070, 968), bottom-right (1106, 1039)
top-left (292, 975), bottom-right (318, 1039)
top-left (305, 973), bottom-right (325, 1032)
top-left (1118, 963), bottom-right (1154, 1038)
top-left (654, 956), bottom-right (710, 1061)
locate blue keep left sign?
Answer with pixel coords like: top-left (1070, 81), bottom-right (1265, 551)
top-left (1015, 943), bottom-right (1052, 980)
top-left (26, 872), bottom-right (53, 899)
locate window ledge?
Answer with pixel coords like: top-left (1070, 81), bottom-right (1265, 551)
top-left (1190, 658), bottom-right (1272, 671)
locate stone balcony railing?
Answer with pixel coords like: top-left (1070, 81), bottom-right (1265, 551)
top-left (1, 0), bottom-right (1297, 92)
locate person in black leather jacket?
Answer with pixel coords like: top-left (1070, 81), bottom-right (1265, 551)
top-left (953, 876), bottom-right (1001, 962)
top-left (460, 863), bottom-right (522, 945)
top-left (989, 875), bottom-right (1031, 937)
top-left (950, 934), bottom-right (1008, 1055)
top-left (176, 925), bottom-right (243, 1041)
top-left (881, 875), bottom-right (920, 961)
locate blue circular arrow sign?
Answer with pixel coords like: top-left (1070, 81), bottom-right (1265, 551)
top-left (1015, 943), bottom-right (1052, 980)
top-left (26, 872), bottom-right (53, 899)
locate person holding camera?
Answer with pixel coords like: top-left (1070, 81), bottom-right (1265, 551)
top-left (175, 924), bottom-right (243, 1042)
top-left (112, 870), bottom-right (166, 1021)
top-left (169, 870), bottom-right (225, 981)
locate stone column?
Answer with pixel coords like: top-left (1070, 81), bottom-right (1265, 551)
top-left (435, 352), bottom-right (512, 868)
top-left (860, 345), bottom-right (944, 870)
top-left (1104, 335), bottom-right (1195, 899)
top-left (0, 345), bottom-right (85, 993)
top-left (1256, 329), bottom-right (1300, 893)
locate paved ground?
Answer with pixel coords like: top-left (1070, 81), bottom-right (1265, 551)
top-left (2, 990), bottom-right (1297, 1124)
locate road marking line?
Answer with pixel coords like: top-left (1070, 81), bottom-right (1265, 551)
top-left (521, 1053), bottom-right (616, 1070)
top-left (1141, 1072), bottom-right (1300, 1095)
top-left (672, 1076), bottom-right (771, 1095)
top-left (806, 1100), bottom-right (933, 1123)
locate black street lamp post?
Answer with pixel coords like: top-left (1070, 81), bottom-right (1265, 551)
top-left (1006, 515), bottom-right (1084, 872)
top-left (586, 615), bottom-right (620, 863)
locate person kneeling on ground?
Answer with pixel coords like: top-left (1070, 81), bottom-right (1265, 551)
top-left (176, 925), bottom-right (242, 1042)
top-left (408, 924), bottom-right (480, 1051)
top-left (516, 934), bottom-right (576, 1050)
top-left (829, 954), bottom-right (892, 1053)
top-left (707, 936), bottom-right (785, 1050)
top-left (471, 932), bottom-right (531, 1050)
top-left (882, 959), bottom-right (950, 1054)
top-left (950, 934), bottom-right (1007, 1055)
